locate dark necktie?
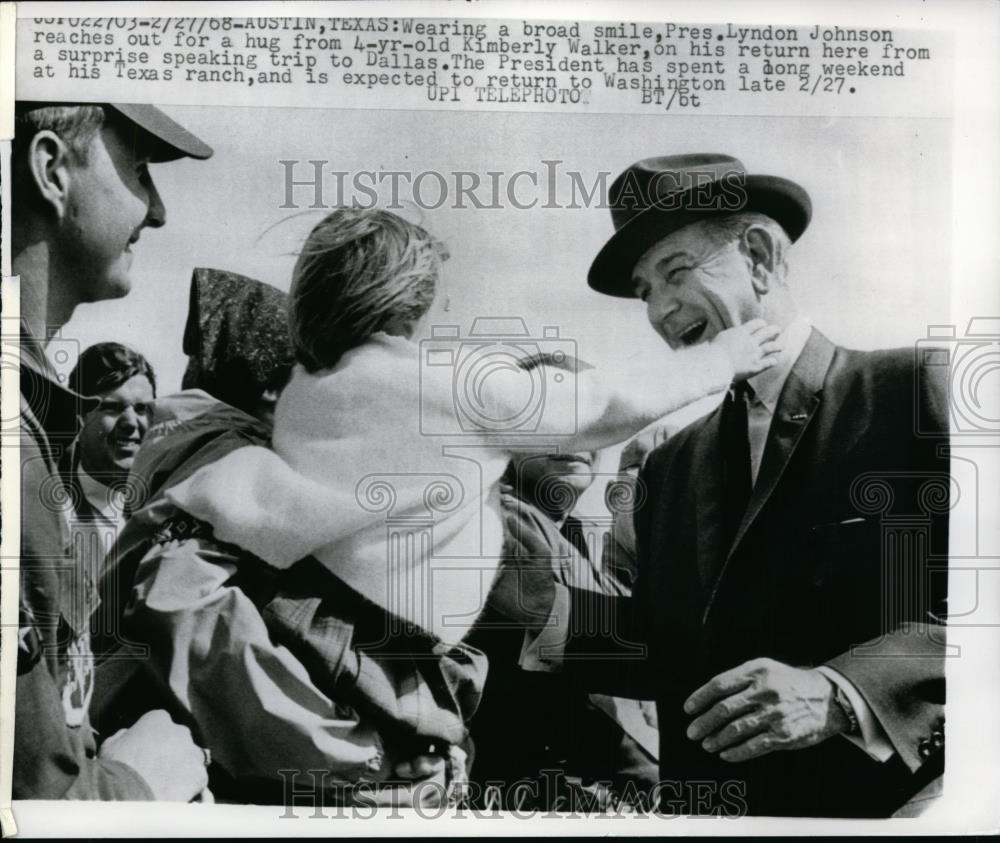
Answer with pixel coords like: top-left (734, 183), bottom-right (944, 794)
top-left (721, 383), bottom-right (752, 546)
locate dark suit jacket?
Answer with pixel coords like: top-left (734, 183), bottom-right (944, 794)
top-left (564, 329), bottom-right (949, 817)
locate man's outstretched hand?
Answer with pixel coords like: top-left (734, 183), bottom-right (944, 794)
top-left (485, 508), bottom-right (558, 630)
top-left (683, 658), bottom-right (850, 763)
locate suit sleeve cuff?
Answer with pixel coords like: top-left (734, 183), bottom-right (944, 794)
top-left (817, 665), bottom-right (895, 763)
top-left (518, 583), bottom-right (571, 672)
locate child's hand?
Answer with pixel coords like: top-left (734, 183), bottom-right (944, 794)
top-left (712, 319), bottom-right (783, 381)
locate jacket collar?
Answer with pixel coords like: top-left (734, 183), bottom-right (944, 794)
top-left (20, 322), bottom-right (98, 440)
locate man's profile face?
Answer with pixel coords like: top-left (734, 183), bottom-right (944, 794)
top-left (631, 221), bottom-right (758, 349)
top-left (63, 121), bottom-right (166, 302)
top-left (77, 373), bottom-right (155, 482)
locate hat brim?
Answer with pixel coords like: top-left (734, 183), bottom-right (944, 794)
top-left (587, 175), bottom-right (811, 298)
top-left (109, 104), bottom-right (213, 162)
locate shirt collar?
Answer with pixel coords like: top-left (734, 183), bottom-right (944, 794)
top-left (746, 316), bottom-right (813, 414)
top-left (77, 464), bottom-right (127, 526)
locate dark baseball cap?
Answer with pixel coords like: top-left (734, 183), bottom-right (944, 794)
top-left (109, 104), bottom-right (213, 161)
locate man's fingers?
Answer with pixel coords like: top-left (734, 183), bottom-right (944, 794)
top-left (719, 732), bottom-right (779, 763)
top-left (364, 777), bottom-right (447, 807)
top-left (684, 667), bottom-right (754, 715)
top-left (700, 713), bottom-right (768, 752)
top-left (742, 318), bottom-right (768, 333)
top-left (760, 341), bottom-right (783, 356)
top-left (395, 753), bottom-right (446, 780)
top-left (686, 692), bottom-right (755, 742)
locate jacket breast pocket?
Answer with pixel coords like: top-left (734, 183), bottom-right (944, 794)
top-left (804, 517), bottom-right (887, 647)
top-left (806, 517), bottom-right (881, 582)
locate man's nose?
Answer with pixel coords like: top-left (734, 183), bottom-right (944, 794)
top-left (648, 289), bottom-right (681, 321)
top-left (117, 406), bottom-right (140, 430)
top-left (144, 177), bottom-right (166, 229)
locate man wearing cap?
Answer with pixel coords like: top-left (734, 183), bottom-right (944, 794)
top-left (12, 102), bottom-right (214, 800)
top-left (510, 154), bottom-right (949, 816)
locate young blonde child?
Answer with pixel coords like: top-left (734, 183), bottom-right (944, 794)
top-left (169, 208), bottom-right (780, 648)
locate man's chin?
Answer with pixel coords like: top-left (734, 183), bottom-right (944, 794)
top-left (99, 256), bottom-right (135, 300)
top-left (82, 274), bottom-right (132, 303)
top-left (110, 457), bottom-right (136, 476)
top-left (698, 324), bottom-right (724, 345)
top-left (554, 474), bottom-right (594, 495)
top-left (105, 275), bottom-right (133, 300)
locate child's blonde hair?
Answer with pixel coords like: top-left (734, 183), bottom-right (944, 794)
top-left (289, 208), bottom-right (449, 372)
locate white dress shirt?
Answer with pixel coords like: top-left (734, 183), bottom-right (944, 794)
top-left (72, 467), bottom-right (129, 600)
top-left (77, 466), bottom-right (128, 536)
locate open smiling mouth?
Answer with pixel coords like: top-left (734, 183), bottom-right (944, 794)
top-left (677, 319), bottom-right (708, 346)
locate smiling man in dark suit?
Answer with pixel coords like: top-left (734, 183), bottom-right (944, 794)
top-left (500, 153), bottom-right (949, 817)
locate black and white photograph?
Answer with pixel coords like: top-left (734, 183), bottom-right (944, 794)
top-left (2, 0), bottom-right (998, 836)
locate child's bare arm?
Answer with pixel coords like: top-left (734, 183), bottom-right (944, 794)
top-left (481, 319), bottom-right (781, 451)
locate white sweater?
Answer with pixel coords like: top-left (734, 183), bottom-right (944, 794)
top-left (168, 331), bottom-right (733, 644)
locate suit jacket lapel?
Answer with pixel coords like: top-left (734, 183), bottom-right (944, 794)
top-left (702, 329), bottom-right (836, 618)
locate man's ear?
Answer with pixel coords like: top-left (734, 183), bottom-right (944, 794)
top-left (743, 225), bottom-right (779, 296)
top-left (26, 130), bottom-right (74, 219)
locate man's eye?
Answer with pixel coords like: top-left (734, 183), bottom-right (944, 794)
top-left (133, 403), bottom-right (151, 416)
top-left (101, 402), bottom-right (125, 414)
top-left (666, 266), bottom-right (691, 282)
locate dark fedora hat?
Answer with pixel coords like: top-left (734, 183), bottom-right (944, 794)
top-left (587, 153), bottom-right (811, 298)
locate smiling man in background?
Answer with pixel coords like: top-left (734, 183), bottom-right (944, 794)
top-left (65, 343), bottom-right (157, 542)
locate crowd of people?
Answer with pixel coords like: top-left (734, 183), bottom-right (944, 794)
top-left (12, 102), bottom-right (949, 817)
